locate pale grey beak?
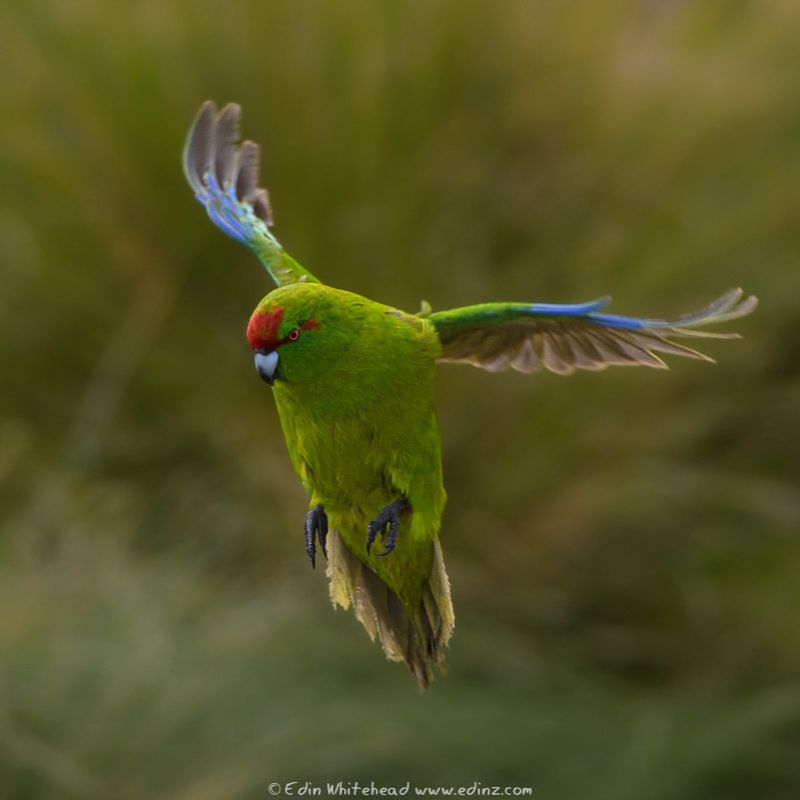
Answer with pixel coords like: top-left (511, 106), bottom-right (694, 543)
top-left (254, 350), bottom-right (279, 385)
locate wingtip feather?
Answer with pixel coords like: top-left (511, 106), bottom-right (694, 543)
top-left (662, 287), bottom-right (758, 330)
top-left (182, 100), bottom-right (217, 189)
top-left (213, 103), bottom-right (242, 188)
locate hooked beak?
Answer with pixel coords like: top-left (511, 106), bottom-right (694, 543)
top-left (254, 349), bottom-right (279, 385)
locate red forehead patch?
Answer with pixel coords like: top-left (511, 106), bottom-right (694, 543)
top-left (246, 307), bottom-right (320, 350)
top-left (247, 306), bottom-right (285, 350)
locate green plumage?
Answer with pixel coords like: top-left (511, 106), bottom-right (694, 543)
top-left (266, 285), bottom-right (444, 602)
top-left (183, 101), bottom-right (756, 688)
top-left (257, 284), bottom-right (453, 685)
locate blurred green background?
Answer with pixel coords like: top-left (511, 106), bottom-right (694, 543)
top-left (1, 1), bottom-right (799, 798)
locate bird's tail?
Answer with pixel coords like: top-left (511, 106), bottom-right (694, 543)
top-left (326, 531), bottom-right (454, 689)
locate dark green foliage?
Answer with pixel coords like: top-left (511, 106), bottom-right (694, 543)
top-left (1, 1), bottom-right (798, 797)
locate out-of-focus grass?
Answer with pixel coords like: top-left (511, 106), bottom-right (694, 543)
top-left (3, 537), bottom-right (800, 800)
top-left (1, 0), bottom-right (799, 797)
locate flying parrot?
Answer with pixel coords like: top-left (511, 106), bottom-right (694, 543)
top-left (183, 101), bottom-right (757, 688)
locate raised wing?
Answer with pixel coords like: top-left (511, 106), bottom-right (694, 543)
top-left (183, 101), bottom-right (319, 287)
top-left (431, 288), bottom-right (757, 375)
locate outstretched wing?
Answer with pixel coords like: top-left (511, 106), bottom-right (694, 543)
top-left (183, 100), bottom-right (319, 287)
top-left (431, 288), bottom-right (757, 375)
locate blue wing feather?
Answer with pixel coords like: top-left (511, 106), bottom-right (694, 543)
top-left (528, 297), bottom-right (611, 317)
top-left (522, 287), bottom-right (757, 333)
top-left (582, 311), bottom-right (648, 331)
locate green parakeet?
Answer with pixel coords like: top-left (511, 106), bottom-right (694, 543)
top-left (183, 101), bottom-right (757, 688)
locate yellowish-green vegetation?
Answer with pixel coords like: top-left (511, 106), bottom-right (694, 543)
top-left (1, 1), bottom-right (799, 797)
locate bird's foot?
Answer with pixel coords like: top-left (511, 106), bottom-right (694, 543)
top-left (366, 498), bottom-right (409, 557)
top-left (304, 505), bottom-right (328, 569)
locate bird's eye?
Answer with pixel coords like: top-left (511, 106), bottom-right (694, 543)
top-left (287, 328), bottom-right (300, 342)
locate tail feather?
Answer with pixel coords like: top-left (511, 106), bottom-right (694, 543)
top-left (326, 531), bottom-right (454, 689)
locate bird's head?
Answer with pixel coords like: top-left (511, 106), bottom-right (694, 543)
top-left (246, 284), bottom-right (354, 388)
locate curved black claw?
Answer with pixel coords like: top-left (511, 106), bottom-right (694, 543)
top-left (304, 505), bottom-right (328, 569)
top-left (366, 498), bottom-right (409, 557)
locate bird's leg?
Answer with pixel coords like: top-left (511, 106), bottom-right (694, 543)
top-left (304, 504), bottom-right (328, 569)
top-left (366, 497), bottom-right (409, 557)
